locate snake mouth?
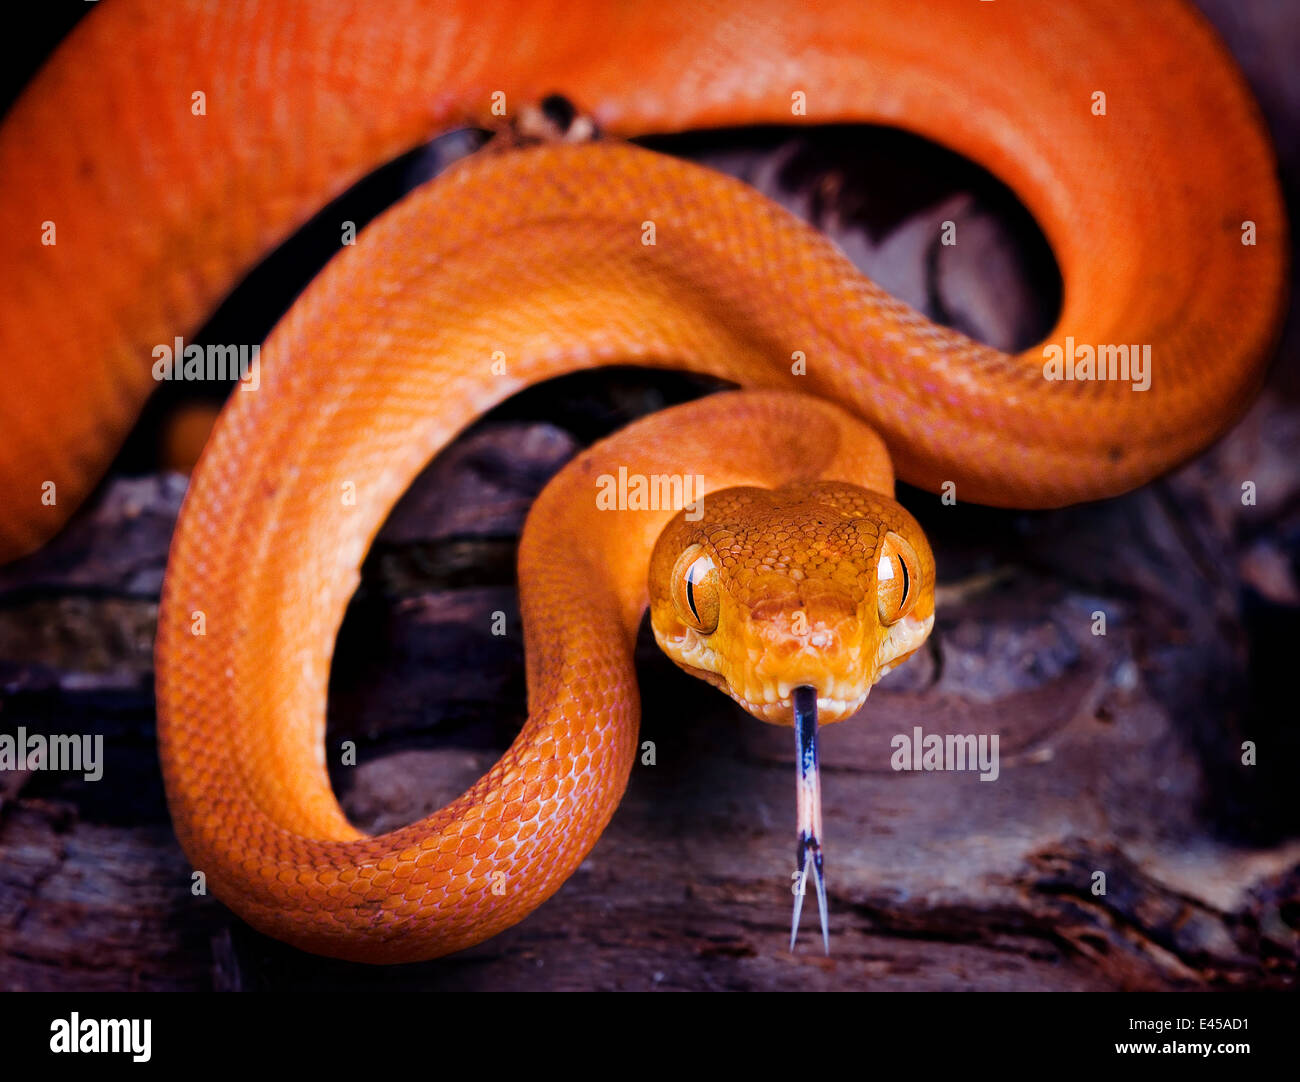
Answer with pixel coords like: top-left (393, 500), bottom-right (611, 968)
top-left (657, 650), bottom-right (871, 724)
top-left (729, 688), bottom-right (869, 725)
top-left (653, 610), bottom-right (934, 725)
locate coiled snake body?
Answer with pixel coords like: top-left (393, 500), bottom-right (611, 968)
top-left (0, 0), bottom-right (1285, 961)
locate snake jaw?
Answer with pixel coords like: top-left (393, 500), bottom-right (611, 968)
top-left (739, 688), bottom-right (869, 725)
top-left (874, 612), bottom-right (935, 680)
top-left (651, 596), bottom-right (877, 724)
top-left (650, 618), bottom-right (874, 724)
top-left (651, 610), bottom-right (935, 724)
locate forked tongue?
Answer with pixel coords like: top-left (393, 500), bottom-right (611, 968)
top-left (790, 684), bottom-right (829, 954)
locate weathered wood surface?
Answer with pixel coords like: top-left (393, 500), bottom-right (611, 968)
top-left (1, 0), bottom-right (1298, 991)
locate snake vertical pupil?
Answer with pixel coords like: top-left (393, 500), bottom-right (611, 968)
top-left (672, 546), bottom-right (720, 634)
top-left (877, 530), bottom-right (921, 626)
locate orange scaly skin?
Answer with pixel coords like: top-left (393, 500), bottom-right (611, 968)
top-left (0, 1), bottom-right (1287, 960)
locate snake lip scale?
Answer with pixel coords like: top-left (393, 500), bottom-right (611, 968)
top-left (0, 0), bottom-right (1287, 964)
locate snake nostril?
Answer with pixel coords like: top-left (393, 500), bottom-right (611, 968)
top-left (539, 93), bottom-right (579, 133)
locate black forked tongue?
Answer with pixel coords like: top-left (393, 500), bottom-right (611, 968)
top-left (790, 684), bottom-right (829, 954)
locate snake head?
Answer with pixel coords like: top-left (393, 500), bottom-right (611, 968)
top-left (648, 481), bottom-right (935, 725)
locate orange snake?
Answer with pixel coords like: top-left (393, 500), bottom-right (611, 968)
top-left (0, 1), bottom-right (1286, 962)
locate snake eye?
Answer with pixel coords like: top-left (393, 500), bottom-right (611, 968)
top-left (671, 544), bottom-right (719, 634)
top-left (877, 532), bottom-right (919, 625)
